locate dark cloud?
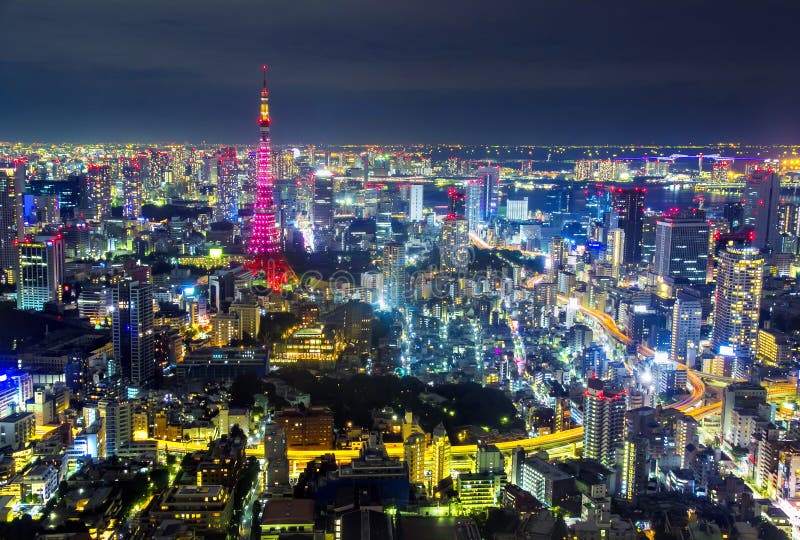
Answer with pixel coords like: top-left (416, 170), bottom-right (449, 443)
top-left (1, 0), bottom-right (799, 143)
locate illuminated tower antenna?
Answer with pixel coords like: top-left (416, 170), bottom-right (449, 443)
top-left (248, 65), bottom-right (281, 256)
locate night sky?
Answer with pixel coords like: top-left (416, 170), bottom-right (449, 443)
top-left (2, 0), bottom-right (800, 144)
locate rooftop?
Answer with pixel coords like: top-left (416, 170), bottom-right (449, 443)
top-left (261, 498), bottom-right (315, 526)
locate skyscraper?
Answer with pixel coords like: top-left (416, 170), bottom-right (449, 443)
top-left (122, 162), bottom-right (142, 219)
top-left (582, 378), bottom-right (626, 468)
top-left (654, 217), bottom-right (709, 284)
top-left (0, 162), bottom-right (24, 285)
top-left (248, 66), bottom-right (282, 255)
top-left (112, 280), bottom-right (155, 388)
top-left (440, 216), bottom-right (469, 272)
top-left (605, 228), bottom-right (625, 279)
top-left (611, 186), bottom-right (645, 265)
top-left (312, 170), bottom-right (334, 249)
top-left (712, 247), bottom-right (764, 354)
top-left (84, 164), bottom-right (112, 221)
top-left (17, 234), bottom-right (65, 311)
top-left (670, 288), bottom-right (702, 366)
top-left (744, 170), bottom-right (781, 251)
top-left (382, 242), bottom-right (405, 307)
top-left (477, 166), bottom-right (501, 221)
top-left (408, 184), bottom-right (424, 222)
top-left (465, 179), bottom-right (483, 232)
top-left (620, 435), bottom-right (649, 503)
top-left (215, 147), bottom-right (239, 222)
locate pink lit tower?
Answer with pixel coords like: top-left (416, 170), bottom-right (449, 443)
top-left (247, 66), bottom-right (292, 289)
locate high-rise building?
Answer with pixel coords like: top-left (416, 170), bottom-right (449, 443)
top-left (264, 423), bottom-right (290, 493)
top-left (408, 184), bottom-right (424, 222)
top-left (248, 67), bottom-right (282, 255)
top-left (215, 147), bottom-right (239, 222)
top-left (670, 289), bottom-right (702, 366)
top-left (549, 236), bottom-right (567, 274)
top-left (654, 217), bottom-right (709, 284)
top-left (404, 433), bottom-right (426, 485)
top-left (84, 164), bottom-right (112, 221)
top-left (112, 280), bottom-right (155, 387)
top-left (605, 228), bottom-right (625, 279)
top-left (477, 166), bottom-right (501, 222)
top-left (0, 162), bottom-right (24, 285)
top-left (122, 162), bottom-right (142, 219)
top-left (98, 399), bottom-right (133, 457)
top-left (640, 214), bottom-right (658, 267)
top-left (312, 170), bottom-right (334, 249)
top-left (382, 241), bottom-right (405, 307)
top-left (721, 383), bottom-right (767, 447)
top-left (582, 378), bottom-right (626, 468)
top-left (611, 186), bottom-right (645, 265)
top-left (465, 179), bottom-right (483, 232)
top-left (440, 216), bottom-right (469, 272)
top-left (744, 170), bottom-right (781, 251)
top-left (620, 436), bottom-right (649, 503)
top-left (431, 423), bottom-right (451, 487)
top-left (17, 234), bottom-right (65, 311)
top-left (711, 247), bottom-right (764, 354)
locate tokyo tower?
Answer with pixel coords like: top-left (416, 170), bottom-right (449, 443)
top-left (246, 66), bottom-right (292, 289)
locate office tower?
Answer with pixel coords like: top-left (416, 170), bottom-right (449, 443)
top-left (640, 214), bottom-right (658, 266)
top-left (611, 186), bottom-right (645, 264)
top-left (605, 228), bottom-right (625, 279)
top-left (744, 170), bottom-right (781, 250)
top-left (17, 234), bottom-right (65, 311)
top-left (215, 147), bottom-right (238, 222)
top-left (447, 187), bottom-right (466, 218)
top-left (0, 162), bottom-right (24, 284)
top-left (382, 241), bottom-right (405, 307)
top-left (408, 184), bottom-right (424, 222)
top-left (248, 67), bottom-right (282, 255)
top-left (465, 179), bottom-right (483, 231)
top-left (549, 236), bottom-right (567, 274)
top-left (654, 217), bottom-right (709, 284)
top-left (582, 378), bottom-right (626, 468)
top-left (98, 399), bottom-right (133, 457)
top-left (711, 247), bottom-right (764, 354)
top-left (620, 436), bottom-right (649, 503)
top-left (477, 166), bottom-right (501, 221)
top-left (404, 433), bottom-right (426, 485)
top-left (706, 219), bottom-right (731, 282)
top-left (122, 161), bottom-right (142, 219)
top-left (112, 280), bottom-right (155, 387)
top-left (506, 198), bottom-right (528, 222)
top-left (264, 423), bottom-right (290, 492)
top-left (312, 170), bottom-right (334, 249)
top-left (431, 423), bottom-right (451, 486)
top-left (440, 216), bottom-right (469, 272)
top-left (670, 289), bottom-right (702, 366)
top-left (84, 164), bottom-right (111, 220)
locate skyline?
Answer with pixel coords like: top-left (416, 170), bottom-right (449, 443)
top-left (3, 0), bottom-right (800, 144)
